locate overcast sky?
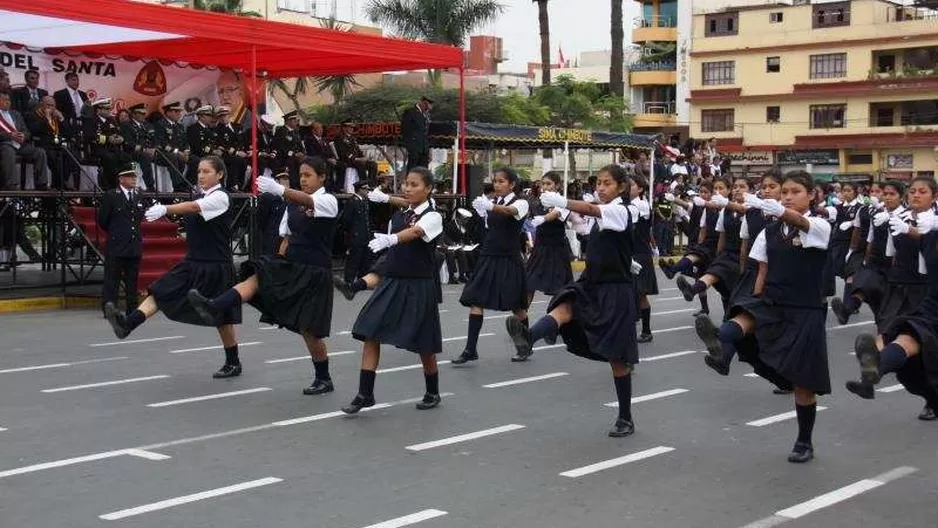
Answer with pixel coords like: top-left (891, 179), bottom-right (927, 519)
top-left (354, 1), bottom-right (643, 73)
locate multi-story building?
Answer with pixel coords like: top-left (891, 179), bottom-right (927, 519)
top-left (630, 0), bottom-right (691, 137)
top-left (689, 0), bottom-right (938, 180)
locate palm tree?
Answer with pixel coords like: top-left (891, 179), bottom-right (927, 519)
top-left (610, 0), bottom-right (624, 99)
top-left (364, 0), bottom-right (505, 86)
top-left (267, 77), bottom-right (311, 121)
top-left (535, 0), bottom-right (551, 86)
top-left (312, 18), bottom-right (362, 104)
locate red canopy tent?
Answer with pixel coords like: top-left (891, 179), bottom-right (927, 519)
top-left (0, 0), bottom-right (468, 192)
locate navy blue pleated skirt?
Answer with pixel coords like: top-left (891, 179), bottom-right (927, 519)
top-left (883, 296), bottom-right (938, 391)
top-left (633, 253), bottom-right (659, 296)
top-left (241, 256), bottom-right (333, 338)
top-left (149, 259), bottom-right (242, 326)
top-left (526, 243), bottom-right (573, 296)
top-left (547, 279), bottom-right (638, 364)
top-left (460, 253), bottom-right (527, 311)
top-left (849, 265), bottom-right (888, 324)
top-left (353, 277), bottom-right (442, 355)
top-left (705, 251), bottom-right (741, 300)
top-left (877, 282), bottom-right (928, 334)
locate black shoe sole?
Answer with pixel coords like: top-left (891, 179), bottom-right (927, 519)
top-left (104, 302), bottom-right (130, 339)
top-left (416, 394), bottom-right (441, 410)
top-left (608, 420), bottom-right (635, 438)
top-left (212, 365), bottom-right (242, 379)
top-left (787, 449), bottom-right (815, 463)
top-left (341, 396), bottom-right (376, 414)
top-left (845, 380), bottom-right (875, 399)
top-left (451, 351), bottom-right (479, 365)
top-left (332, 277), bottom-right (356, 301)
top-left (694, 315), bottom-right (722, 358)
top-left (659, 259), bottom-right (675, 280)
top-left (830, 298), bottom-right (850, 326)
top-left (187, 289), bottom-right (218, 326)
top-left (918, 407), bottom-right (937, 421)
top-left (704, 354), bottom-right (730, 376)
top-left (854, 333), bottom-right (881, 385)
top-left (676, 276), bottom-right (696, 302)
top-left (303, 381), bottom-right (335, 395)
top-left (505, 316), bottom-right (533, 360)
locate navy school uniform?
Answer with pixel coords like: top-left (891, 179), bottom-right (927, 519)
top-left (822, 200), bottom-right (862, 297)
top-left (525, 206), bottom-right (573, 295)
top-left (148, 185), bottom-right (242, 326)
top-left (459, 193), bottom-right (528, 311)
top-left (241, 187), bottom-right (338, 337)
top-left (352, 202), bottom-right (444, 355)
top-left (631, 197), bottom-right (659, 296)
top-left (850, 208), bottom-right (892, 325)
top-left (547, 197), bottom-right (639, 364)
top-left (877, 208), bottom-right (929, 333)
top-left (704, 208), bottom-right (744, 300)
top-left (844, 204), bottom-right (873, 279)
top-left (684, 205), bottom-right (719, 276)
top-left (733, 214), bottom-right (832, 394)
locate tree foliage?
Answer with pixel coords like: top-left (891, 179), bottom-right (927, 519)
top-left (190, 0), bottom-right (260, 17)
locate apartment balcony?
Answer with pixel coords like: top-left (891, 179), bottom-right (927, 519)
top-left (630, 68), bottom-right (677, 86)
top-left (632, 16), bottom-right (677, 44)
top-left (631, 101), bottom-right (677, 129)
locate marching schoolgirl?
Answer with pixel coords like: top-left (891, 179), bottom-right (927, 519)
top-left (455, 168), bottom-right (530, 364)
top-left (629, 174), bottom-right (659, 343)
top-left (187, 157), bottom-right (339, 395)
top-left (524, 172), bottom-right (573, 326)
top-left (820, 182), bottom-right (862, 298)
top-left (104, 156), bottom-right (243, 378)
top-left (846, 177), bottom-right (938, 421)
top-left (660, 183), bottom-right (720, 316)
top-left (704, 171), bottom-right (832, 462)
top-left (341, 168), bottom-right (445, 413)
top-left (676, 175), bottom-right (745, 308)
top-left (505, 165), bottom-right (638, 437)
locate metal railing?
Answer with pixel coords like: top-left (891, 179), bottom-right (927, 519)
top-left (633, 101), bottom-right (676, 115)
top-left (629, 61), bottom-right (677, 72)
top-left (888, 7), bottom-right (938, 22)
top-left (634, 15), bottom-right (675, 28)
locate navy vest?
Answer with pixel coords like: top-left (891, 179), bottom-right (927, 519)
top-left (763, 220), bottom-right (828, 307)
top-left (480, 196), bottom-right (523, 256)
top-left (925, 231), bottom-right (938, 301)
top-left (688, 205), bottom-right (704, 246)
top-left (583, 204), bottom-right (634, 283)
top-left (854, 205), bottom-right (873, 253)
top-left (702, 208), bottom-right (720, 252)
top-left (743, 209), bottom-right (769, 271)
top-left (721, 209), bottom-right (743, 256)
top-left (284, 202), bottom-right (338, 269)
top-left (831, 202), bottom-right (861, 243)
top-left (535, 208), bottom-right (568, 248)
top-left (633, 213), bottom-right (653, 256)
top-left (384, 205), bottom-right (441, 279)
top-left (184, 189), bottom-right (232, 262)
top-left (868, 220), bottom-right (891, 271)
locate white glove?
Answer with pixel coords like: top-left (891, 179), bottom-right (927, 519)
top-left (367, 233), bottom-right (399, 253)
top-left (839, 220), bottom-right (854, 232)
top-left (630, 259), bottom-right (643, 275)
top-left (831, 197), bottom-right (842, 206)
top-left (870, 197), bottom-right (881, 209)
top-left (889, 216), bottom-right (910, 236)
top-left (872, 211), bottom-right (890, 227)
top-left (472, 195), bottom-right (494, 212)
top-left (651, 246), bottom-right (660, 258)
top-left (531, 215), bottom-right (546, 228)
top-left (256, 175), bottom-right (285, 197)
top-left (710, 195), bottom-right (729, 208)
top-left (145, 203), bottom-right (167, 222)
top-left (845, 249), bottom-right (854, 263)
top-left (540, 191), bottom-right (568, 209)
top-left (760, 198), bottom-right (785, 217)
top-left (916, 211), bottom-right (936, 234)
top-left (664, 192), bottom-right (675, 202)
top-left (692, 196), bottom-right (706, 208)
top-left (367, 188), bottom-right (390, 203)
top-left (743, 193), bottom-right (763, 210)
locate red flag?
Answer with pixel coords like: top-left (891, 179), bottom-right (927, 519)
top-left (558, 46), bottom-right (566, 67)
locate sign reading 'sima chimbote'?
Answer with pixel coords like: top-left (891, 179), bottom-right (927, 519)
top-left (777, 149), bottom-right (840, 166)
top-left (723, 150), bottom-right (774, 166)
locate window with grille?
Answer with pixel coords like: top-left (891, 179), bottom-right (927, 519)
top-left (809, 53), bottom-right (847, 79)
top-left (770, 12), bottom-right (783, 23)
top-left (702, 61), bottom-right (735, 86)
top-left (278, 0), bottom-right (310, 13)
top-left (810, 104), bottom-right (846, 128)
top-left (766, 56), bottom-right (780, 73)
top-left (766, 106), bottom-right (780, 123)
top-left (702, 109), bottom-right (735, 132)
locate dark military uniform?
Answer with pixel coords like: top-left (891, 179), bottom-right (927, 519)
top-left (186, 122), bottom-right (219, 183)
top-left (83, 115), bottom-right (124, 190)
top-left (121, 113), bottom-right (157, 190)
top-left (216, 122), bottom-right (247, 191)
top-left (153, 116), bottom-right (189, 191)
top-left (97, 171), bottom-right (144, 314)
top-left (272, 125), bottom-right (304, 189)
top-left (334, 132), bottom-right (375, 191)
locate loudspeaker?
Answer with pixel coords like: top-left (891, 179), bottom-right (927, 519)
top-left (460, 164), bottom-right (488, 198)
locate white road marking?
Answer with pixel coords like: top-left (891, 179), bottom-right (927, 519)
top-left (746, 407), bottom-right (828, 427)
top-left (90, 336), bottom-right (184, 347)
top-left (378, 361), bottom-right (451, 374)
top-left (124, 449), bottom-right (172, 461)
top-left (271, 394), bottom-right (454, 427)
top-left (744, 373), bottom-right (760, 378)
top-left (146, 387), bottom-right (272, 408)
top-left (605, 388), bottom-right (689, 407)
top-left (659, 287), bottom-right (679, 292)
top-left (360, 509), bottom-right (448, 528)
top-left (652, 308), bottom-right (696, 316)
top-left (41, 375), bottom-right (170, 393)
top-left (656, 296), bottom-right (687, 302)
top-left (830, 320), bottom-right (874, 330)
top-left (336, 330), bottom-right (352, 335)
top-left (739, 467), bottom-right (917, 528)
top-left (442, 333), bottom-right (494, 343)
top-left (0, 426), bottom-right (6, 432)
top-left (530, 300), bottom-right (548, 305)
top-left (653, 325), bottom-right (695, 334)
top-left (0, 356), bottom-right (128, 374)
top-left (483, 372), bottom-right (569, 388)
top-left (406, 424), bottom-right (525, 452)
top-left (641, 350), bottom-right (701, 362)
top-left (877, 384), bottom-right (905, 393)
top-left (99, 477), bottom-right (283, 520)
top-left (258, 325), bottom-right (278, 330)
top-left (533, 344), bottom-right (564, 351)
top-left (0, 448), bottom-right (170, 479)
top-left (560, 446), bottom-right (675, 478)
top-left (265, 350), bottom-right (356, 364)
top-left (169, 342), bottom-right (262, 354)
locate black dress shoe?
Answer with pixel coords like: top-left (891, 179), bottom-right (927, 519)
top-left (676, 275), bottom-right (696, 302)
top-left (608, 418), bottom-right (635, 438)
top-left (213, 364), bottom-right (242, 379)
top-left (104, 302), bottom-right (130, 339)
top-left (694, 314), bottom-right (722, 358)
top-left (637, 332), bottom-right (653, 343)
top-left (187, 289), bottom-right (218, 325)
top-left (659, 259), bottom-right (675, 280)
top-left (704, 354), bottom-right (730, 376)
top-left (772, 387), bottom-right (794, 395)
top-left (303, 378), bottom-right (334, 395)
top-left (845, 380), bottom-right (875, 399)
top-left (544, 332), bottom-right (557, 345)
top-left (451, 349), bottom-right (478, 365)
top-left (830, 297), bottom-right (851, 326)
top-left (505, 316), bottom-right (533, 361)
top-left (341, 394), bottom-right (376, 414)
top-left (447, 278), bottom-right (460, 285)
top-left (854, 333), bottom-right (882, 385)
top-left (787, 442), bottom-right (814, 463)
top-left (416, 393), bottom-right (441, 410)
top-left (333, 276), bottom-right (356, 301)
top-left (918, 405), bottom-right (937, 421)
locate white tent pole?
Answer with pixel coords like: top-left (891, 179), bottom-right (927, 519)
top-left (452, 134), bottom-right (459, 195)
top-left (563, 141), bottom-right (570, 197)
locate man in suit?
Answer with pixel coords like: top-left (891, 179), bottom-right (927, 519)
top-left (97, 164), bottom-right (144, 316)
top-left (341, 180), bottom-right (373, 284)
top-left (25, 95), bottom-right (67, 189)
top-left (303, 121), bottom-right (337, 189)
top-left (401, 96), bottom-right (432, 171)
top-left (0, 91), bottom-right (49, 190)
top-left (83, 97), bottom-right (124, 190)
top-left (53, 72), bottom-right (88, 126)
top-left (121, 103), bottom-right (157, 191)
top-left (11, 70), bottom-right (48, 114)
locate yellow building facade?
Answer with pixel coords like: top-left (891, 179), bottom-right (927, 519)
top-left (630, 0), bottom-right (688, 134)
top-left (689, 0), bottom-right (938, 180)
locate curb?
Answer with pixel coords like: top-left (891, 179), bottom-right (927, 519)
top-left (0, 296), bottom-right (100, 314)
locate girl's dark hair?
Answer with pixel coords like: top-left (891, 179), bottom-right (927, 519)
top-left (494, 167), bottom-right (519, 185)
top-left (300, 156), bottom-right (328, 178)
top-left (200, 155), bottom-right (226, 177)
top-left (698, 181), bottom-right (713, 192)
top-left (482, 183), bottom-right (495, 195)
top-left (761, 167), bottom-right (782, 184)
top-left (631, 173), bottom-right (649, 198)
top-left (712, 175), bottom-right (732, 190)
top-left (542, 171), bottom-right (562, 187)
top-left (781, 170), bottom-right (816, 193)
top-left (882, 179), bottom-right (906, 195)
top-left (910, 175), bottom-right (938, 196)
top-left (599, 164), bottom-right (630, 187)
top-left (839, 181), bottom-right (856, 191)
top-left (733, 174), bottom-right (751, 188)
top-left (869, 181), bottom-right (882, 190)
top-left (407, 166), bottom-right (435, 188)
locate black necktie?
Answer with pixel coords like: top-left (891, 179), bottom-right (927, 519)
top-left (497, 197), bottom-right (504, 206)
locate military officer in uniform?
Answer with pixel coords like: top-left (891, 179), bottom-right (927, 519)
top-left (121, 103), bottom-right (157, 191)
top-left (215, 106), bottom-right (248, 191)
top-left (153, 101), bottom-right (189, 192)
top-left (186, 105), bottom-right (220, 185)
top-left (97, 164), bottom-right (144, 316)
top-left (83, 97), bottom-right (124, 190)
top-left (255, 114), bottom-right (277, 179)
top-left (272, 110), bottom-right (305, 189)
top-left (334, 120), bottom-right (376, 192)
top-left (401, 96), bottom-right (432, 171)
top-left (340, 180), bottom-right (374, 284)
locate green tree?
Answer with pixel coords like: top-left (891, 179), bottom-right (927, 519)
top-left (312, 18), bottom-right (362, 105)
top-left (534, 1), bottom-right (552, 86)
top-left (364, 0), bottom-right (505, 86)
top-left (188, 0), bottom-right (261, 16)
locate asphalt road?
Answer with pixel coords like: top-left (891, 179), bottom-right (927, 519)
top-left (0, 271), bottom-right (935, 528)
